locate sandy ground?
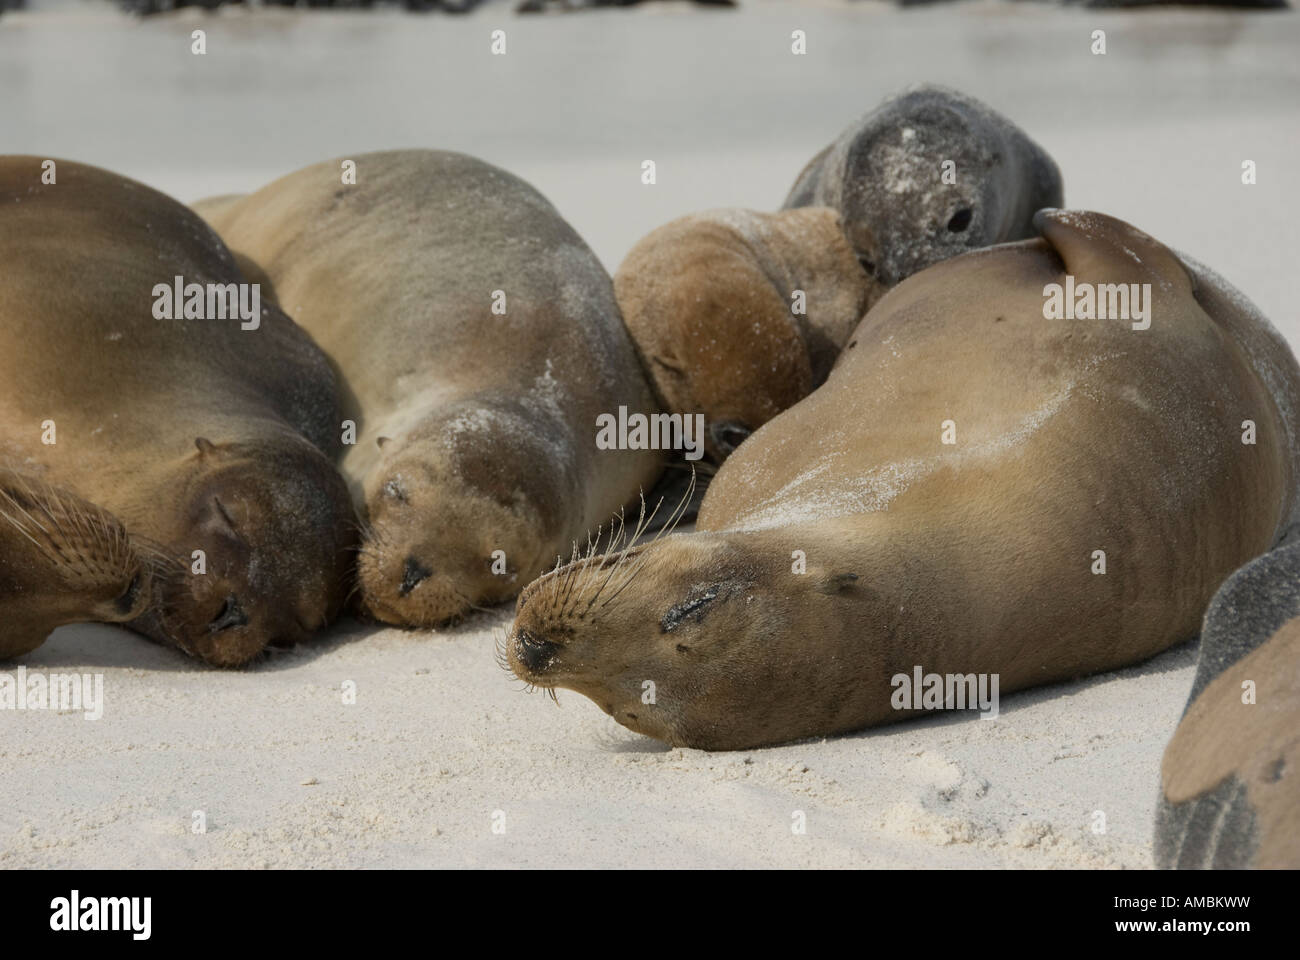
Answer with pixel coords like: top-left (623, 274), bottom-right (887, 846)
top-left (1, 3), bottom-right (1297, 869)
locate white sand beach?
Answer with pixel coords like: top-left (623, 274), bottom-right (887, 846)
top-left (1, 2), bottom-right (1297, 868)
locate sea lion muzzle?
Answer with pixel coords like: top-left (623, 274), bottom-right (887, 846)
top-left (208, 594), bottom-right (250, 633)
top-left (514, 629), bottom-right (559, 674)
top-left (399, 557), bottom-right (432, 597)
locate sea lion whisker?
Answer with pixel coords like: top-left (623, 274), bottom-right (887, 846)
top-left (555, 538), bottom-right (586, 613)
top-left (571, 512), bottom-right (627, 610)
top-left (584, 526), bottom-right (640, 610)
top-left (580, 538), bottom-right (632, 612)
top-left (0, 504), bottom-right (49, 553)
top-left (559, 528), bottom-right (601, 616)
top-left (599, 470), bottom-right (695, 611)
top-left (0, 488), bottom-right (55, 540)
top-left (558, 525), bottom-right (612, 618)
top-left (456, 591), bottom-right (493, 615)
top-left (493, 626), bottom-right (510, 665)
top-left (588, 492), bottom-right (662, 607)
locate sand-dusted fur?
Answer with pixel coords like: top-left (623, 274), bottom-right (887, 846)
top-left (0, 470), bottom-right (159, 659)
top-left (614, 207), bottom-right (881, 464)
top-left (784, 84), bottom-right (1064, 287)
top-left (0, 157), bottom-right (356, 667)
top-left (507, 210), bottom-right (1300, 750)
top-left (195, 150), bottom-right (663, 628)
top-left (1155, 539), bottom-right (1300, 869)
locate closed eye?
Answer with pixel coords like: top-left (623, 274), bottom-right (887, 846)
top-left (660, 588), bottom-right (719, 633)
top-left (208, 496), bottom-right (250, 547)
top-left (382, 478), bottom-right (408, 503)
top-left (213, 497), bottom-right (239, 532)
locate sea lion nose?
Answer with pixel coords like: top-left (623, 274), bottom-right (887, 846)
top-left (515, 629), bottom-right (558, 673)
top-left (399, 557), bottom-right (432, 597)
top-left (114, 572), bottom-right (144, 617)
top-left (208, 594), bottom-right (249, 633)
top-left (874, 258), bottom-right (903, 287)
top-left (710, 421), bottom-right (752, 458)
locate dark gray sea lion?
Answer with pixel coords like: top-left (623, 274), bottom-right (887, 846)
top-left (1155, 537), bottom-right (1300, 869)
top-left (784, 84), bottom-right (1064, 286)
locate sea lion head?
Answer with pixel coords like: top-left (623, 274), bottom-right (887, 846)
top-left (0, 475), bottom-right (155, 659)
top-left (831, 87), bottom-right (1062, 286)
top-left (504, 526), bottom-right (871, 750)
top-left (357, 400), bottom-right (564, 627)
top-left (615, 208), bottom-right (879, 465)
top-left (156, 435), bottom-right (356, 667)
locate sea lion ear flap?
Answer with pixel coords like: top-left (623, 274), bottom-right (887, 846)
top-left (194, 437), bottom-right (220, 458)
top-left (1032, 208), bottom-right (1193, 294)
top-left (376, 436), bottom-right (392, 450)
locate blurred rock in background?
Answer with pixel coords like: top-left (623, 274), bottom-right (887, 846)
top-left (107, 0), bottom-right (738, 16)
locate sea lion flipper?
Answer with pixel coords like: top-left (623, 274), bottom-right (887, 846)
top-left (1032, 208), bottom-right (1193, 293)
top-left (1155, 540), bottom-right (1300, 869)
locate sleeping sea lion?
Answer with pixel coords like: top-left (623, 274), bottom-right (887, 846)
top-left (614, 207), bottom-right (881, 464)
top-left (194, 149), bottom-right (663, 628)
top-left (0, 156), bottom-right (356, 667)
top-left (505, 209), bottom-right (1300, 750)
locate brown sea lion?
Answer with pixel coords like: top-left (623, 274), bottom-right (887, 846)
top-left (1155, 537), bottom-right (1300, 869)
top-left (614, 207), bottom-right (881, 464)
top-left (505, 210), bottom-right (1300, 750)
top-left (194, 149), bottom-right (663, 628)
top-left (784, 84), bottom-right (1064, 287)
top-left (0, 470), bottom-right (157, 659)
top-left (0, 157), bottom-right (356, 667)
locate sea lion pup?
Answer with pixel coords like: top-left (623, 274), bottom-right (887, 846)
top-left (614, 207), bottom-right (882, 464)
top-left (506, 210), bottom-right (1300, 750)
top-left (0, 157), bottom-right (356, 667)
top-left (0, 471), bottom-right (158, 660)
top-left (1155, 539), bottom-right (1300, 869)
top-left (194, 150), bottom-right (663, 628)
top-left (784, 84), bottom-right (1064, 287)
